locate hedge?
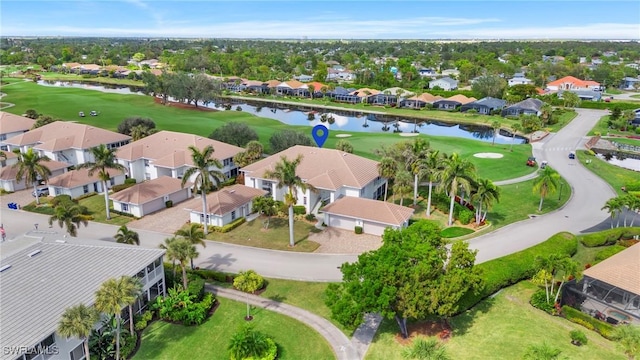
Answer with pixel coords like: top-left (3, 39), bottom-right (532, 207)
top-left (579, 227), bottom-right (640, 247)
top-left (165, 263), bottom-right (236, 284)
top-left (578, 101), bottom-right (640, 110)
top-left (594, 244), bottom-right (626, 262)
top-left (293, 205), bottom-right (307, 215)
top-left (562, 305), bottom-right (615, 339)
top-left (210, 217), bottom-right (246, 233)
top-left (111, 182), bottom-right (136, 193)
top-left (109, 209), bottom-right (137, 218)
top-left (457, 232), bottom-right (578, 312)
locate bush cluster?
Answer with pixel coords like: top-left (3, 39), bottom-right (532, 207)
top-left (354, 226), bottom-right (363, 234)
top-left (188, 267), bottom-right (236, 283)
top-left (579, 227), bottom-right (640, 247)
top-left (594, 244), bottom-right (626, 262)
top-left (562, 305), bottom-right (614, 339)
top-left (305, 213), bottom-right (316, 221)
top-left (134, 310), bottom-right (154, 331)
top-left (111, 183), bottom-right (136, 193)
top-left (153, 288), bottom-right (215, 326)
top-left (569, 330), bottom-right (588, 345)
top-left (530, 289), bottom-right (555, 314)
top-left (209, 217), bottom-right (246, 233)
top-left (293, 205), bottom-right (307, 215)
top-left (124, 178), bottom-right (137, 185)
top-left (187, 274), bottom-right (206, 301)
top-left (109, 209), bottom-right (137, 218)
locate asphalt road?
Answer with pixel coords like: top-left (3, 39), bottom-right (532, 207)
top-left (0, 109), bottom-right (632, 281)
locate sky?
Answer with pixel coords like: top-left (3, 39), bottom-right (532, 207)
top-left (1, 1), bottom-right (639, 40)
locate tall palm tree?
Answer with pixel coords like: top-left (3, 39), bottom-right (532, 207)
top-left (122, 277), bottom-right (142, 335)
top-left (436, 153), bottom-right (477, 226)
top-left (540, 104), bottom-right (553, 126)
top-left (159, 237), bottom-right (179, 278)
top-left (423, 150), bottom-right (443, 217)
top-left (402, 138), bottom-right (430, 206)
top-left (94, 276), bottom-right (138, 360)
top-left (532, 167), bottom-right (560, 212)
top-left (264, 155), bottom-right (309, 247)
top-left (624, 195), bottom-right (640, 228)
top-left (12, 148), bottom-right (51, 205)
top-left (471, 178), bottom-right (500, 226)
top-left (175, 223), bottom-right (206, 269)
top-left (77, 144), bottom-right (126, 220)
top-left (378, 157), bottom-right (397, 201)
top-left (510, 123), bottom-right (523, 151)
top-left (181, 145), bottom-right (225, 235)
top-left (58, 303), bottom-right (99, 360)
top-left (602, 197), bottom-right (624, 228)
top-left (114, 225), bottom-right (139, 245)
top-left (491, 120), bottom-right (501, 146)
top-left (164, 237), bottom-right (198, 289)
top-left (393, 170), bottom-right (413, 206)
top-left (48, 201), bottom-right (91, 237)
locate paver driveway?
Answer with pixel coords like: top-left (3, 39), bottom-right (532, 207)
top-left (126, 201), bottom-right (191, 234)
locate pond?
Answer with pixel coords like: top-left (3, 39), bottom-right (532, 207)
top-left (35, 80), bottom-right (528, 144)
top-left (596, 153), bottom-right (640, 172)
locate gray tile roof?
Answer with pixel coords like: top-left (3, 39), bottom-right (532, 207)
top-left (474, 97), bottom-right (507, 108)
top-left (0, 237), bottom-right (164, 357)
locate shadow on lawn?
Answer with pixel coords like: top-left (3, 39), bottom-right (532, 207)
top-left (451, 296), bottom-right (496, 337)
top-left (137, 321), bottom-right (200, 359)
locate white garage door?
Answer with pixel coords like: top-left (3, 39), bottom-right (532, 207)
top-left (328, 215), bottom-right (356, 232)
top-left (363, 221), bottom-right (388, 236)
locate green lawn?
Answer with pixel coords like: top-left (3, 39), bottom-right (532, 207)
top-left (77, 194), bottom-right (133, 226)
top-left (2, 80), bottom-right (536, 182)
top-left (577, 150), bottom-right (638, 196)
top-left (572, 243), bottom-right (614, 268)
top-left (547, 110), bottom-right (578, 133)
top-left (364, 282), bottom-right (625, 360)
top-left (606, 137), bottom-right (640, 146)
top-left (134, 297), bottom-right (335, 360)
top-left (587, 115), bottom-right (639, 137)
top-left (631, 94), bottom-right (640, 99)
top-left (205, 216), bottom-right (321, 252)
top-left (440, 227), bottom-right (475, 238)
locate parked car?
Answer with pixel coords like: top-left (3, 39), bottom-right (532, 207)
top-left (32, 187), bottom-right (49, 197)
top-left (569, 152), bottom-right (576, 159)
top-left (526, 156), bottom-right (537, 167)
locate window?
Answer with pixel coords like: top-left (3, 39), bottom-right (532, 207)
top-left (303, 196), bottom-right (307, 205)
top-left (110, 178), bottom-right (115, 186)
top-left (360, 188), bottom-right (365, 196)
top-left (143, 159), bottom-right (150, 167)
top-left (0, 134), bottom-right (6, 141)
top-left (69, 343), bottom-right (85, 360)
top-left (231, 210), bottom-right (236, 220)
top-left (223, 158), bottom-right (232, 167)
top-left (145, 173), bottom-right (151, 181)
top-left (83, 185), bottom-right (89, 194)
top-left (121, 203), bottom-right (129, 212)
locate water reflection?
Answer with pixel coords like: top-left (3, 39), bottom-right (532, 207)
top-left (596, 153), bottom-right (640, 171)
top-left (37, 80), bottom-right (145, 95)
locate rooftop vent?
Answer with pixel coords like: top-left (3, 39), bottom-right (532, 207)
top-left (55, 240), bottom-right (66, 243)
top-left (0, 265), bottom-right (11, 273)
top-left (229, 190), bottom-right (235, 193)
top-left (28, 250), bottom-right (42, 258)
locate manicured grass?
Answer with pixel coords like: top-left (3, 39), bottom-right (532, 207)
top-left (440, 227), bottom-right (474, 238)
top-left (607, 136), bottom-right (640, 146)
top-left (631, 94), bottom-right (640, 99)
top-left (603, 88), bottom-right (624, 95)
top-left (547, 110), bottom-right (578, 133)
top-left (572, 243), bottom-right (614, 268)
top-left (2, 80), bottom-right (536, 182)
top-left (205, 216), bottom-right (321, 252)
top-left (577, 150), bottom-right (638, 196)
top-left (134, 297), bottom-right (335, 360)
top-left (587, 115), bottom-right (639, 137)
top-left (77, 194), bottom-right (133, 226)
top-left (364, 282), bottom-right (625, 360)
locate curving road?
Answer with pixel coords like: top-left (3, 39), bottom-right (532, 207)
top-left (0, 109), bottom-right (621, 281)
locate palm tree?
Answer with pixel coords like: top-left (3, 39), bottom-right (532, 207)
top-left (532, 167), bottom-right (560, 212)
top-left (114, 225), bottom-right (139, 245)
top-left (94, 276), bottom-right (138, 360)
top-left (611, 324), bottom-right (640, 360)
top-left (540, 104), bottom-right (553, 126)
top-left (436, 153), bottom-right (477, 226)
top-left (182, 145), bottom-right (225, 235)
top-left (510, 123), bottom-right (523, 151)
top-left (122, 277), bottom-right (142, 335)
top-left (58, 304), bottom-right (99, 360)
top-left (402, 337), bottom-right (450, 360)
top-left (403, 138), bottom-right (430, 206)
top-left (423, 150), bottom-right (442, 217)
top-left (164, 237), bottom-right (198, 289)
top-left (159, 237), bottom-right (179, 278)
top-left (77, 144), bottom-right (126, 220)
top-left (48, 201), bottom-right (91, 237)
top-left (471, 178), bottom-right (500, 226)
top-left (129, 124), bottom-right (155, 141)
top-left (378, 157), bottom-right (397, 201)
top-left (602, 197), bottom-right (624, 228)
top-left (12, 148), bottom-right (51, 205)
top-left (553, 258), bottom-right (580, 303)
top-left (264, 155), bottom-right (310, 247)
top-left (393, 170), bottom-right (413, 206)
top-left (491, 120), bottom-right (501, 146)
top-left (522, 342), bottom-right (565, 360)
top-left (175, 223), bottom-right (206, 269)
top-left (621, 195), bottom-right (640, 228)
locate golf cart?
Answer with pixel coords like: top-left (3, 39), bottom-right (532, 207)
top-left (78, 111), bottom-right (85, 117)
top-left (569, 152), bottom-right (576, 159)
top-left (90, 110), bottom-right (98, 116)
top-left (540, 160), bottom-right (548, 169)
top-left (526, 156), bottom-right (537, 167)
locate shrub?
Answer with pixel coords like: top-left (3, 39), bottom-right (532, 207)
top-left (305, 213), bottom-right (316, 221)
top-left (570, 330), bottom-right (588, 345)
top-left (457, 208), bottom-right (474, 225)
top-left (187, 274), bottom-right (205, 301)
top-left (76, 192), bottom-right (98, 201)
top-left (124, 178), bottom-right (137, 185)
top-left (233, 270), bottom-right (265, 293)
top-left (120, 332), bottom-right (137, 360)
top-left (211, 217), bottom-right (246, 233)
top-left (625, 181), bottom-right (640, 192)
top-left (594, 244), bottom-right (626, 262)
top-left (165, 200), bottom-right (173, 208)
top-left (530, 289), bottom-right (555, 314)
top-left (153, 287), bottom-right (215, 326)
top-left (354, 226), bottom-right (363, 234)
top-left (111, 183), bottom-right (136, 193)
top-left (109, 209), bottom-right (137, 218)
top-left (228, 325), bottom-right (277, 360)
top-left (293, 205), bottom-right (306, 215)
top-left (562, 306), bottom-right (615, 339)
top-left (134, 310), bottom-right (154, 331)
top-left (51, 194), bottom-right (75, 207)
top-left (580, 227), bottom-right (640, 247)
top-left (191, 268), bottom-right (235, 283)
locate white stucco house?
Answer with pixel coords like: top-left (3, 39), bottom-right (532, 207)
top-left (0, 160), bottom-right (70, 193)
top-left (3, 121), bottom-right (131, 166)
top-left (0, 111), bottom-right (36, 151)
top-left (110, 176), bottom-right (192, 218)
top-left (507, 76), bottom-right (533, 86)
top-left (116, 130), bottom-right (244, 183)
top-left (241, 145), bottom-right (386, 214)
top-left (185, 184), bottom-right (267, 227)
top-left (429, 77), bottom-right (458, 91)
top-left (321, 197), bottom-right (415, 236)
top-left (47, 168), bottom-right (125, 198)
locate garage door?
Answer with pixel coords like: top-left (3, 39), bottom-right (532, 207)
top-left (363, 221), bottom-right (388, 236)
top-left (328, 215), bottom-right (356, 232)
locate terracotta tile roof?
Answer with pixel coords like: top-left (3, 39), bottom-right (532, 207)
top-left (0, 160), bottom-right (70, 180)
top-left (583, 243), bottom-right (640, 295)
top-left (307, 82), bottom-right (326, 90)
top-left (243, 80), bottom-right (265, 87)
top-left (62, 62), bottom-right (81, 69)
top-left (444, 94), bottom-right (477, 104)
top-left (547, 76), bottom-right (600, 88)
top-left (350, 88), bottom-right (380, 97)
top-left (0, 112), bottom-right (36, 135)
top-left (408, 93), bottom-right (443, 103)
top-left (183, 184), bottom-right (267, 216)
top-left (241, 145), bottom-right (380, 191)
top-left (115, 130), bottom-right (243, 168)
top-left (264, 80), bottom-right (281, 88)
top-left (48, 168), bottom-right (124, 189)
top-left (0, 150), bottom-right (17, 160)
top-left (110, 176), bottom-right (191, 205)
top-left (80, 64), bottom-right (101, 70)
top-left (4, 121), bottom-right (130, 150)
top-left (321, 197), bottom-right (414, 226)
top-left (277, 80), bottom-right (305, 89)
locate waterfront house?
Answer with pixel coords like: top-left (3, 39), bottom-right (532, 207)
top-left (461, 97), bottom-right (507, 114)
top-left (501, 98), bottom-right (544, 117)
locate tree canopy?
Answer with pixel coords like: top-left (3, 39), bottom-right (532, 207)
top-left (209, 122), bottom-right (259, 147)
top-left (268, 130), bottom-right (313, 153)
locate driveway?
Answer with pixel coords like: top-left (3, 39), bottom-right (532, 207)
top-left (126, 201), bottom-right (191, 234)
top-left (310, 227), bottom-right (382, 254)
top-left (1, 188), bottom-right (39, 209)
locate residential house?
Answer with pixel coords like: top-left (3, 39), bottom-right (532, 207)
top-left (294, 74), bottom-right (313, 83)
top-left (441, 69), bottom-right (460, 77)
top-left (558, 89), bottom-right (602, 101)
top-left (508, 76), bottom-right (533, 87)
top-left (0, 160), bottom-right (70, 193)
top-left (329, 87), bottom-right (361, 104)
top-left (620, 77), bottom-right (640, 90)
top-left (241, 145), bottom-right (386, 214)
top-left (366, 93), bottom-right (398, 106)
top-left (546, 76), bottom-right (601, 92)
top-left (433, 95), bottom-right (477, 110)
top-left (400, 93), bottom-right (443, 109)
top-left (4, 121), bottom-right (131, 166)
top-left (0, 149), bottom-right (17, 168)
top-left (502, 98), bottom-right (544, 117)
top-left (275, 80), bottom-right (305, 96)
top-left (116, 130), bottom-right (244, 183)
top-left (47, 168), bottom-right (125, 198)
top-left (461, 97), bottom-right (507, 114)
top-left (562, 243), bottom-right (640, 325)
top-left (0, 236), bottom-right (165, 360)
top-left (0, 111), bottom-right (36, 151)
top-left (321, 196), bottom-right (414, 236)
top-left (110, 176), bottom-right (192, 218)
top-left (429, 77), bottom-right (458, 91)
top-left (418, 68), bottom-right (437, 77)
top-left (243, 80), bottom-right (269, 94)
top-left (382, 87), bottom-right (414, 98)
top-left (185, 184), bottom-right (267, 227)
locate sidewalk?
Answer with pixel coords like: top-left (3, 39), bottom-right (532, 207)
top-left (206, 284), bottom-right (361, 360)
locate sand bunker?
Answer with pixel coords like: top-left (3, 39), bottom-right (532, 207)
top-left (473, 153), bottom-right (504, 159)
top-left (399, 133), bottom-right (420, 137)
top-left (335, 134), bottom-right (352, 138)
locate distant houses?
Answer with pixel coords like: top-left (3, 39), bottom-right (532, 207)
top-left (429, 77), bottom-right (458, 91)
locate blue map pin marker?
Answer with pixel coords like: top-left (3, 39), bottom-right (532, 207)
top-left (312, 124), bottom-right (329, 148)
